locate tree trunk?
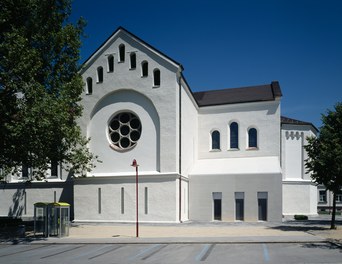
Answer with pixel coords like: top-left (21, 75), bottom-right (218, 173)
top-left (330, 192), bottom-right (337, 229)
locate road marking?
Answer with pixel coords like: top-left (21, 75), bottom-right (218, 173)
top-left (141, 244), bottom-right (168, 260)
top-left (262, 244), bottom-right (270, 263)
top-left (0, 245), bottom-right (51, 258)
top-left (196, 244), bottom-right (215, 262)
top-left (129, 244), bottom-right (161, 260)
top-left (89, 245), bottom-right (123, 260)
top-left (41, 245), bottom-right (85, 259)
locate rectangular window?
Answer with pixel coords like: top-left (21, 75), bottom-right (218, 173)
top-left (98, 188), bottom-right (101, 214)
top-left (336, 191), bottom-right (342, 203)
top-left (235, 192), bottom-right (244, 221)
top-left (212, 192), bottom-right (222, 221)
top-left (144, 187), bottom-right (148, 214)
top-left (51, 160), bottom-right (58, 177)
top-left (319, 190), bottom-right (327, 203)
top-left (258, 192), bottom-right (268, 221)
top-left (121, 187), bottom-right (125, 214)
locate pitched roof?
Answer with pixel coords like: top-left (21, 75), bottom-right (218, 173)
top-left (193, 81), bottom-right (282, 107)
top-left (80, 26), bottom-right (183, 74)
top-left (281, 116), bottom-right (318, 132)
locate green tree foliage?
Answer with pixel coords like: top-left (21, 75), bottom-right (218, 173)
top-left (305, 102), bottom-right (342, 229)
top-left (0, 0), bottom-right (96, 179)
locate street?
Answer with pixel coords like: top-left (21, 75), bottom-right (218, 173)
top-left (0, 242), bottom-right (341, 264)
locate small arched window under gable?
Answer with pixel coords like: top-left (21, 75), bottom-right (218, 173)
top-left (108, 55), bottom-right (114, 72)
top-left (211, 130), bottom-right (220, 150)
top-left (86, 77), bottom-right (93, 94)
top-left (141, 61), bottom-right (148, 77)
top-left (130, 53), bottom-right (136, 69)
top-left (119, 44), bottom-right (125, 62)
top-left (230, 122), bottom-right (239, 149)
top-left (153, 69), bottom-right (160, 86)
top-left (248, 127), bottom-right (258, 148)
top-left (97, 66), bottom-right (103, 83)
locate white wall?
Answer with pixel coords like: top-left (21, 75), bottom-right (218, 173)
top-left (80, 31), bottom-right (181, 175)
top-left (197, 101), bottom-right (281, 159)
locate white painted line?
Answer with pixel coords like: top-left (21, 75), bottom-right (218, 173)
top-left (196, 244), bottom-right (214, 262)
top-left (262, 244), bottom-right (270, 263)
top-left (129, 244), bottom-right (161, 260)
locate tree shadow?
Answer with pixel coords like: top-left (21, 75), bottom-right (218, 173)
top-left (270, 219), bottom-right (342, 233)
top-left (301, 242), bottom-right (342, 252)
top-left (8, 188), bottom-right (25, 218)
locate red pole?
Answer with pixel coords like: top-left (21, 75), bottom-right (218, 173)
top-left (135, 165), bottom-right (139, 238)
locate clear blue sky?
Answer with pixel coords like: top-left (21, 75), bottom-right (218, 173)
top-left (70, 0), bottom-right (342, 128)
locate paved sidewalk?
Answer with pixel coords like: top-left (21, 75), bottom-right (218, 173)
top-left (31, 219), bottom-right (342, 244)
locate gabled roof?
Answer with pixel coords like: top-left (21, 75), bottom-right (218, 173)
top-left (281, 116), bottom-right (319, 132)
top-left (193, 81), bottom-right (282, 107)
top-left (80, 26), bottom-right (183, 74)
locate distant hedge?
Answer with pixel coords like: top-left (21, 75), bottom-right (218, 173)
top-left (294, 215), bottom-right (308, 220)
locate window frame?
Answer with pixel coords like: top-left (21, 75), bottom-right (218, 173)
top-left (107, 55), bottom-right (114, 72)
top-left (247, 127), bottom-right (258, 149)
top-left (229, 121), bottom-right (239, 150)
top-left (211, 130), bottom-right (221, 151)
top-left (130, 52), bottom-right (136, 69)
top-left (153, 68), bottom-right (161, 87)
top-left (141, 61), bottom-right (148, 77)
top-left (119, 44), bottom-right (125, 62)
top-left (86, 77), bottom-right (93, 95)
top-left (97, 66), bottom-right (103, 83)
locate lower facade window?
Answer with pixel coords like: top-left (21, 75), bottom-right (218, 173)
top-left (319, 190), bottom-right (327, 203)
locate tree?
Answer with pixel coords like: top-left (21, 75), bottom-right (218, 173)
top-left (0, 0), bottom-right (96, 179)
top-left (304, 102), bottom-right (342, 229)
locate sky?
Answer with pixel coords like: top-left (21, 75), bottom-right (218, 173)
top-left (70, 0), bottom-right (342, 129)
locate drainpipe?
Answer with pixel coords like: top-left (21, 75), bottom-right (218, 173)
top-left (177, 68), bottom-right (182, 223)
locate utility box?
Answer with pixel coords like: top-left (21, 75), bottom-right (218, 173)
top-left (34, 202), bottom-right (70, 238)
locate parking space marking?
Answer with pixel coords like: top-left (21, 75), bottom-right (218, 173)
top-left (41, 245), bottom-right (85, 259)
top-left (88, 245), bottom-right (123, 260)
top-left (129, 244), bottom-right (162, 260)
top-left (262, 244), bottom-right (270, 263)
top-left (0, 245), bottom-right (51, 258)
top-left (141, 244), bottom-right (168, 260)
top-left (196, 244), bottom-right (215, 261)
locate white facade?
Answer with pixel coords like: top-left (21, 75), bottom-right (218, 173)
top-left (0, 27), bottom-right (319, 222)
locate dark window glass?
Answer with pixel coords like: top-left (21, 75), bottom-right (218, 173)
top-left (212, 130), bottom-right (220, 150)
top-left (130, 53), bottom-right (136, 69)
top-left (108, 55), bottom-right (114, 72)
top-left (142, 61), bottom-right (148, 77)
top-left (97, 67), bottom-right (103, 83)
top-left (86, 77), bottom-right (93, 94)
top-left (230, 122), bottom-right (239, 148)
top-left (154, 69), bottom-right (160, 86)
top-left (248, 128), bottom-right (258, 148)
top-left (119, 44), bottom-right (125, 62)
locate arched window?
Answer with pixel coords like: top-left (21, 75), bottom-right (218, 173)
top-left (211, 130), bottom-right (220, 150)
top-left (141, 61), bottom-right (148, 77)
top-left (108, 55), bottom-right (114, 72)
top-left (130, 53), bottom-right (136, 69)
top-left (230, 122), bottom-right (239, 149)
top-left (248, 128), bottom-right (258, 148)
top-left (97, 66), bottom-right (103, 83)
top-left (153, 69), bottom-right (160, 86)
top-left (119, 44), bottom-right (125, 62)
top-left (86, 77), bottom-right (93, 94)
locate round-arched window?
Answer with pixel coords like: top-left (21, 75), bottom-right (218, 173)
top-left (108, 112), bottom-right (142, 151)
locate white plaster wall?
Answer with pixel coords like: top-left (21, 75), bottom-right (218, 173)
top-left (197, 101), bottom-right (281, 159)
top-left (180, 83), bottom-right (198, 176)
top-left (282, 182), bottom-right (317, 215)
top-left (0, 182), bottom-right (73, 218)
top-left (79, 31), bottom-right (180, 174)
top-left (189, 173), bottom-right (282, 222)
top-left (89, 90), bottom-right (160, 173)
top-left (74, 175), bottom-right (178, 222)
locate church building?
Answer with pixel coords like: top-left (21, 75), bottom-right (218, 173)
top-left (0, 27), bottom-right (318, 222)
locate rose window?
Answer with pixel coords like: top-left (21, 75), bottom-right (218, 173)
top-left (108, 112), bottom-right (142, 150)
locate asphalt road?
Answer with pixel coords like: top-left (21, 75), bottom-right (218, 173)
top-left (0, 242), bottom-right (341, 264)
